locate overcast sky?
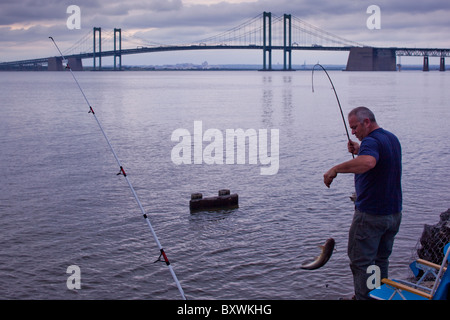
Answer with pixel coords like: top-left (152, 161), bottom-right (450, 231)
top-left (1, 0), bottom-right (449, 65)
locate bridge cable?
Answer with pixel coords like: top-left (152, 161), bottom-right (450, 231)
top-left (48, 36), bottom-right (187, 300)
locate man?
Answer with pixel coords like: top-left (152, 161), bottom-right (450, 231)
top-left (323, 106), bottom-right (402, 300)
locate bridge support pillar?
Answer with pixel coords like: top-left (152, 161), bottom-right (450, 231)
top-left (440, 56), bottom-right (445, 71)
top-left (346, 47), bottom-right (396, 71)
top-left (48, 57), bottom-right (63, 71)
top-left (423, 56), bottom-right (429, 71)
top-left (262, 12), bottom-right (272, 71)
top-left (283, 14), bottom-right (292, 71)
top-left (68, 57), bottom-right (83, 71)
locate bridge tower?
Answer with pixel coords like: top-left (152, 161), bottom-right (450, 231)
top-left (283, 14), bottom-right (292, 71)
top-left (93, 27), bottom-right (102, 70)
top-left (440, 56), bottom-right (445, 71)
top-left (262, 12), bottom-right (272, 71)
top-left (114, 28), bottom-right (122, 71)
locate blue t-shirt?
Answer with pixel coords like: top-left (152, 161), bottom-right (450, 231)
top-left (355, 128), bottom-right (402, 215)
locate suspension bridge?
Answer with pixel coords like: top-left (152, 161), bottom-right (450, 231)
top-left (1, 12), bottom-right (449, 71)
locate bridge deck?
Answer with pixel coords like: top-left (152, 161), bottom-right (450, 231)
top-left (1, 45), bottom-right (449, 70)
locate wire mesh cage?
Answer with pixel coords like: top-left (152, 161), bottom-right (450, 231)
top-left (409, 209), bottom-right (450, 281)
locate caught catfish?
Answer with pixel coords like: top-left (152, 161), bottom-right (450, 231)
top-left (301, 238), bottom-right (335, 270)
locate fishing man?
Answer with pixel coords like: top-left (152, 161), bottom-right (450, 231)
top-left (323, 106), bottom-right (402, 300)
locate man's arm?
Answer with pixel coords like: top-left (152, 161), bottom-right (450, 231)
top-left (323, 155), bottom-right (376, 188)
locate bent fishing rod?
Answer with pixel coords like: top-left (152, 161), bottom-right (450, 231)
top-left (49, 37), bottom-right (186, 300)
top-left (311, 64), bottom-right (354, 159)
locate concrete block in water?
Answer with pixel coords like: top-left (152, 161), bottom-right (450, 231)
top-left (189, 189), bottom-right (238, 211)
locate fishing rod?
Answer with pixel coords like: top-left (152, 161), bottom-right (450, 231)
top-left (311, 64), bottom-right (354, 159)
top-left (49, 37), bottom-right (186, 300)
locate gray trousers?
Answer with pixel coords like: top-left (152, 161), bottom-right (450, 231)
top-left (348, 209), bottom-right (402, 300)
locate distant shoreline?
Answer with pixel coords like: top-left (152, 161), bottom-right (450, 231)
top-left (84, 64), bottom-right (438, 71)
top-left (0, 64), bottom-right (443, 72)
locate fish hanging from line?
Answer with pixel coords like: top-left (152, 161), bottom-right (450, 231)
top-left (301, 238), bottom-right (335, 270)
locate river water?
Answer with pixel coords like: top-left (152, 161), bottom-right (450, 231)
top-left (0, 70), bottom-right (449, 300)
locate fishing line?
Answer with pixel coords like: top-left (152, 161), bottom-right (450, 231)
top-left (311, 64), bottom-right (354, 159)
top-left (309, 65), bottom-right (354, 270)
top-left (49, 37), bottom-right (186, 300)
